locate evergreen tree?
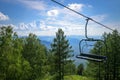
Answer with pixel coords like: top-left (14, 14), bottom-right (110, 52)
top-left (103, 30), bottom-right (120, 80)
top-left (84, 30), bottom-right (120, 80)
top-left (51, 28), bottom-right (73, 80)
top-left (22, 33), bottom-right (47, 80)
top-left (0, 26), bottom-right (31, 80)
top-left (77, 64), bottom-right (84, 75)
top-left (12, 32), bottom-right (32, 80)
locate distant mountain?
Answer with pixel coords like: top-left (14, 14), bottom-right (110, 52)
top-left (39, 35), bottom-right (100, 67)
top-left (39, 36), bottom-right (54, 42)
top-left (41, 40), bottom-right (51, 49)
top-left (39, 36), bottom-right (54, 49)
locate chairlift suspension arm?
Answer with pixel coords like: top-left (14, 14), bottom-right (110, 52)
top-left (85, 18), bottom-right (90, 39)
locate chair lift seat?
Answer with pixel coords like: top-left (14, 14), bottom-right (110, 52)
top-left (76, 55), bottom-right (103, 62)
top-left (80, 53), bottom-right (107, 59)
top-left (76, 53), bottom-right (107, 62)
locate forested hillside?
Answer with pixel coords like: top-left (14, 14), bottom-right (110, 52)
top-left (0, 26), bottom-right (120, 80)
top-left (0, 26), bottom-right (77, 80)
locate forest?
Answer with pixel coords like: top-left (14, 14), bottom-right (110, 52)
top-left (0, 26), bottom-right (120, 80)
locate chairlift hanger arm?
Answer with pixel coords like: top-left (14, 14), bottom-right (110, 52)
top-left (51, 0), bottom-right (114, 31)
top-left (85, 18), bottom-right (89, 39)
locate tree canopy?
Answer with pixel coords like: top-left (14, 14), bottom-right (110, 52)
top-left (84, 30), bottom-right (120, 80)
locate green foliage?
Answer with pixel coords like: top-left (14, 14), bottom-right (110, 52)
top-left (42, 75), bottom-right (94, 80)
top-left (64, 75), bottom-right (94, 80)
top-left (50, 28), bottom-right (74, 80)
top-left (84, 30), bottom-right (120, 80)
top-left (22, 33), bottom-right (47, 80)
top-left (3, 26), bottom-right (120, 80)
top-left (77, 64), bottom-right (84, 75)
top-left (0, 26), bottom-right (48, 80)
top-left (64, 60), bottom-right (76, 75)
top-left (0, 26), bottom-right (32, 80)
top-left (0, 26), bottom-right (86, 80)
top-left (104, 30), bottom-right (120, 79)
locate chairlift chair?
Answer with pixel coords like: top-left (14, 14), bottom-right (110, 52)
top-left (76, 38), bottom-right (107, 62)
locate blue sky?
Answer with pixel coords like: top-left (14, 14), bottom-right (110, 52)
top-left (0, 0), bottom-right (120, 36)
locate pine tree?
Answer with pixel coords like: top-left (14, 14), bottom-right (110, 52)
top-left (22, 33), bottom-right (47, 80)
top-left (51, 28), bottom-right (73, 80)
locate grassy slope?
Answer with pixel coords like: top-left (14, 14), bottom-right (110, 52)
top-left (43, 75), bottom-right (94, 80)
top-left (64, 75), bottom-right (94, 80)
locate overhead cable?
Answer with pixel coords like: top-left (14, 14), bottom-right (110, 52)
top-left (51, 0), bottom-right (114, 31)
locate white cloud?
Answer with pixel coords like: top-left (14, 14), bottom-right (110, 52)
top-left (91, 14), bottom-right (107, 22)
top-left (14, 19), bottom-right (85, 36)
top-left (87, 5), bottom-right (93, 8)
top-left (68, 3), bottom-right (84, 11)
top-left (47, 9), bottom-right (59, 17)
top-left (52, 3), bottom-right (85, 19)
top-left (19, 0), bottom-right (46, 11)
top-left (105, 22), bottom-right (120, 31)
top-left (18, 21), bottom-right (39, 30)
top-left (19, 23), bottom-right (29, 30)
top-left (46, 19), bottom-right (84, 30)
top-left (0, 12), bottom-right (9, 21)
top-left (47, 3), bottom-right (85, 15)
top-left (1, 19), bottom-right (116, 37)
top-left (11, 14), bottom-right (110, 36)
